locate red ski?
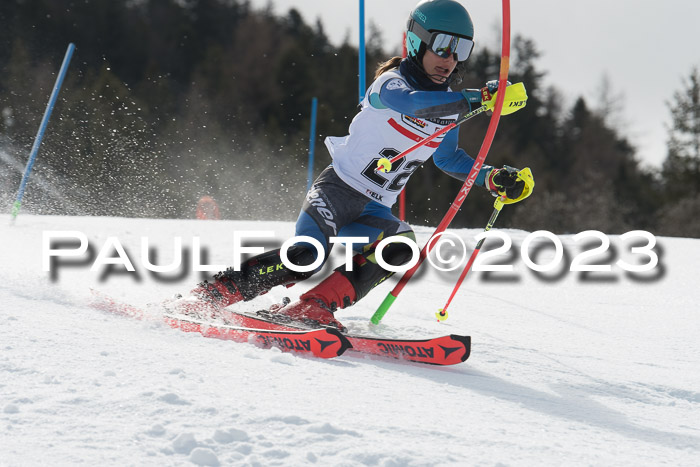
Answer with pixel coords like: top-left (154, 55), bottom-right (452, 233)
top-left (90, 291), bottom-right (349, 359)
top-left (90, 291), bottom-right (470, 364)
top-left (345, 334), bottom-right (470, 366)
top-left (220, 309), bottom-right (471, 366)
top-left (163, 313), bottom-right (350, 359)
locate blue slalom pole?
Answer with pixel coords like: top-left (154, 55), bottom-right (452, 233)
top-left (358, 0), bottom-right (366, 103)
top-left (10, 42), bottom-right (76, 224)
top-left (306, 97), bottom-right (318, 191)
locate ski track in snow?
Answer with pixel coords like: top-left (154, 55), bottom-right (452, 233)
top-left (1, 214), bottom-right (699, 466)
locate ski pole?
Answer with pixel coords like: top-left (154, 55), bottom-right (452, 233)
top-left (436, 196), bottom-right (505, 321)
top-left (375, 83), bottom-right (527, 173)
top-left (437, 167), bottom-right (534, 321)
top-left (370, 0), bottom-right (512, 325)
top-left (376, 106), bottom-right (486, 173)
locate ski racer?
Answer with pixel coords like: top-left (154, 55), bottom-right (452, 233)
top-left (175, 0), bottom-right (530, 331)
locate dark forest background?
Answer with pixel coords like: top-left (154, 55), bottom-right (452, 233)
top-left (1, 0), bottom-right (699, 236)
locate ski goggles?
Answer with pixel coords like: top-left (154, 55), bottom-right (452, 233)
top-left (407, 19), bottom-right (474, 62)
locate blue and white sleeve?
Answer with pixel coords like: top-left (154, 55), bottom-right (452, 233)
top-left (372, 78), bottom-right (482, 119)
top-left (432, 127), bottom-right (492, 186)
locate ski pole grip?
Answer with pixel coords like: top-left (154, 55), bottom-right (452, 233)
top-left (371, 292), bottom-right (397, 324)
top-left (376, 157), bottom-right (392, 173)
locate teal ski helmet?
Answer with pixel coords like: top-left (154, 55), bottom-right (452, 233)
top-left (406, 0), bottom-right (475, 62)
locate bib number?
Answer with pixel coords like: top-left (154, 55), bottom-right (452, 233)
top-left (361, 148), bottom-right (422, 192)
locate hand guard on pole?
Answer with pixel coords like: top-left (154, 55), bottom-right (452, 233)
top-left (481, 82), bottom-right (527, 115)
top-left (480, 79), bottom-right (511, 105)
top-left (486, 166), bottom-right (535, 204)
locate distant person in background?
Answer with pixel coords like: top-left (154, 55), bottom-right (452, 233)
top-left (174, 0), bottom-right (529, 331)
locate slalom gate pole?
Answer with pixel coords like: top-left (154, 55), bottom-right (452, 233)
top-left (358, 0), bottom-right (366, 104)
top-left (371, 0), bottom-right (511, 324)
top-left (436, 196), bottom-right (506, 322)
top-left (398, 31), bottom-right (408, 221)
top-left (10, 42), bottom-right (76, 225)
top-left (306, 97), bottom-right (318, 191)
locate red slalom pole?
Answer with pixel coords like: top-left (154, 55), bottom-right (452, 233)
top-left (371, 0), bottom-right (511, 324)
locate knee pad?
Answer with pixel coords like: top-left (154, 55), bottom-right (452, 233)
top-left (284, 245), bottom-right (319, 269)
top-left (375, 232), bottom-right (417, 267)
top-left (377, 241), bottom-right (415, 267)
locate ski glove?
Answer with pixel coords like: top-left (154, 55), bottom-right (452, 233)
top-left (481, 80), bottom-right (512, 105)
top-left (486, 165), bottom-right (525, 200)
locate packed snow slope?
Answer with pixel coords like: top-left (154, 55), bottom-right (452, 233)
top-left (1, 214), bottom-right (699, 466)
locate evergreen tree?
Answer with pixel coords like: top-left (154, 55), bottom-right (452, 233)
top-left (658, 67), bottom-right (700, 237)
top-left (0, 0), bottom-right (675, 235)
top-left (662, 67), bottom-right (700, 200)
